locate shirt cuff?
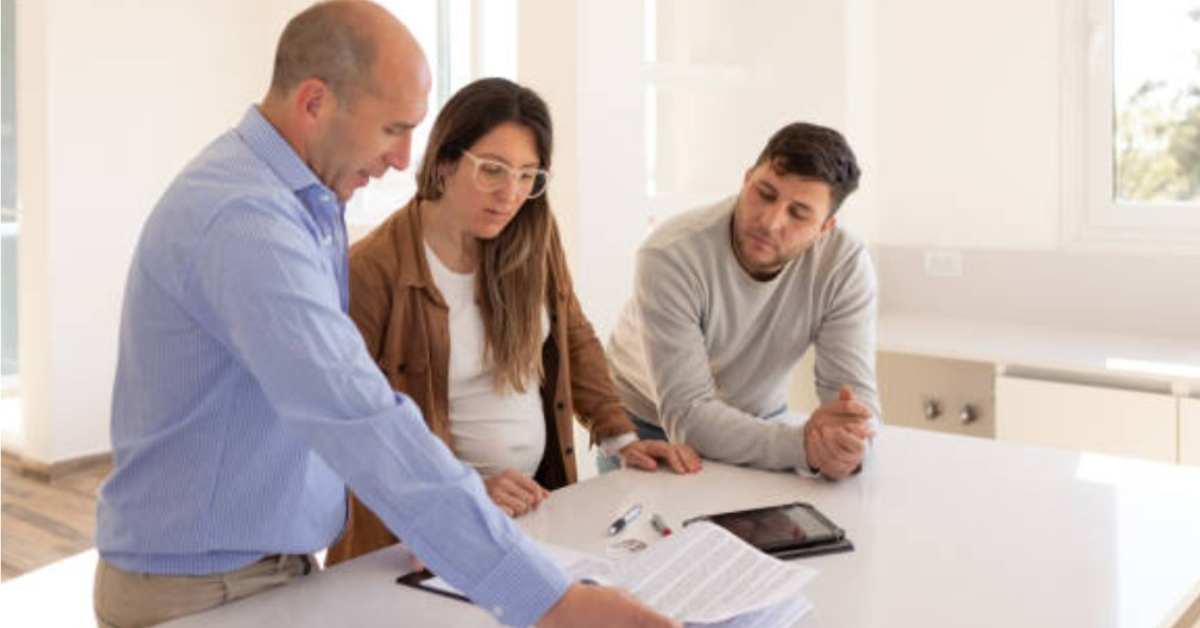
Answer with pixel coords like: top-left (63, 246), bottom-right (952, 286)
top-left (466, 534), bottom-right (572, 627)
top-left (599, 432), bottom-right (639, 457)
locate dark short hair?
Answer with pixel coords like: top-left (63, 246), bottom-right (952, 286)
top-left (754, 122), bottom-right (861, 214)
top-left (268, 1), bottom-right (381, 107)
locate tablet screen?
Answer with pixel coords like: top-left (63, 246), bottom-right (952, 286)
top-left (706, 503), bottom-right (841, 552)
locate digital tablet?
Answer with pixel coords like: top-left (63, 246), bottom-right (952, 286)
top-left (683, 502), bottom-right (853, 558)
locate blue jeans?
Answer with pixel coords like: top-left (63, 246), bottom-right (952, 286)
top-left (596, 412), bottom-right (669, 474)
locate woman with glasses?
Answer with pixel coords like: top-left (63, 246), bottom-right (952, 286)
top-left (325, 78), bottom-right (701, 566)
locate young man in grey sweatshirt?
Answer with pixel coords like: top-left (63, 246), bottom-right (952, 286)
top-left (606, 122), bottom-right (878, 480)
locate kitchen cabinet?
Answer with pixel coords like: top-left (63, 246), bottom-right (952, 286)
top-left (876, 351), bottom-right (994, 439)
top-left (1181, 397), bottom-right (1200, 467)
top-left (876, 315), bottom-right (1198, 465)
top-left (994, 375), bottom-right (1177, 464)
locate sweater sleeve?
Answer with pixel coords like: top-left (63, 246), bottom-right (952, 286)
top-left (813, 247), bottom-right (882, 424)
top-left (634, 249), bottom-right (810, 472)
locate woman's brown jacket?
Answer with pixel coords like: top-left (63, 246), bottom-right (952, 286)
top-left (325, 200), bottom-right (635, 565)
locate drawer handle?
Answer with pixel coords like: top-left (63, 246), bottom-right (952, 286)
top-left (924, 398), bottom-right (942, 420)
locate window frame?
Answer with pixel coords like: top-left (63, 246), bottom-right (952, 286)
top-left (1062, 0), bottom-right (1200, 252)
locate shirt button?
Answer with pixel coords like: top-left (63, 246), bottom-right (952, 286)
top-left (491, 605), bottom-right (504, 618)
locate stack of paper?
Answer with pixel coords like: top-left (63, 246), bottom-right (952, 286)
top-left (416, 521), bottom-right (817, 628)
top-left (565, 521), bottom-right (817, 628)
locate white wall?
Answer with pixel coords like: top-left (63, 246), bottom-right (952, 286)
top-left (654, 0), bottom-right (850, 196)
top-left (562, 0), bottom-right (865, 339)
top-left (11, 0), bottom-right (308, 464)
top-left (867, 0), bottom-right (1197, 342)
top-left (516, 0), bottom-right (579, 259)
top-left (874, 0), bottom-right (1061, 249)
top-left (573, 0), bottom-right (647, 340)
top-left (11, 0), bottom-right (1195, 464)
top-left (548, 0), bottom-right (1060, 255)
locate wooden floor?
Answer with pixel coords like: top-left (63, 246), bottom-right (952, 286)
top-left (1, 454), bottom-right (112, 581)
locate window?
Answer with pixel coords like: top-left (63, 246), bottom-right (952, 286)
top-left (1068, 0), bottom-right (1200, 250)
top-left (346, 0), bottom-right (516, 226)
top-left (1111, 1), bottom-right (1200, 206)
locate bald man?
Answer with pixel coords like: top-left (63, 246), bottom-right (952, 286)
top-left (93, 3), bottom-right (677, 627)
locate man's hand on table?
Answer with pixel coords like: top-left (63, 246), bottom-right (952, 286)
top-left (804, 385), bottom-right (875, 480)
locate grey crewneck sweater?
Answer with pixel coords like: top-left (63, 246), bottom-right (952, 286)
top-left (607, 196), bottom-right (879, 472)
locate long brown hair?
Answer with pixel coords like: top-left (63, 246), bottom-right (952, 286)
top-left (415, 78), bottom-right (553, 394)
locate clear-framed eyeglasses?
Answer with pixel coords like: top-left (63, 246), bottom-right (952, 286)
top-left (461, 150), bottom-right (552, 199)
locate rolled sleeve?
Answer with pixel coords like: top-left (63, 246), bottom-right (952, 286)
top-left (599, 432), bottom-right (640, 457)
top-left (637, 250), bottom-right (804, 471)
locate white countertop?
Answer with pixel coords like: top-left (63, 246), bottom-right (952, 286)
top-left (159, 426), bottom-right (1200, 628)
top-left (879, 314), bottom-right (1200, 391)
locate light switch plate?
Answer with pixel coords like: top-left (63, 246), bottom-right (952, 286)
top-left (924, 249), bottom-right (963, 277)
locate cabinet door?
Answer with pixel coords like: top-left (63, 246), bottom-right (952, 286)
top-left (876, 352), bottom-right (994, 439)
top-left (1181, 398), bottom-right (1200, 467)
top-left (995, 376), bottom-right (1177, 463)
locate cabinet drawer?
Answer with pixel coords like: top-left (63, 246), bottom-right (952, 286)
top-left (995, 376), bottom-right (1177, 463)
top-left (877, 352), bottom-right (994, 438)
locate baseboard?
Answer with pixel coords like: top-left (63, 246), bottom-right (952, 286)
top-left (1, 449), bottom-right (112, 481)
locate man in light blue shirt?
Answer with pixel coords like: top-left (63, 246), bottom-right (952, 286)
top-left (93, 2), bottom-right (677, 627)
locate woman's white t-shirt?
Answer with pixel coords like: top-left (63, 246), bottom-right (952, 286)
top-left (425, 244), bottom-right (549, 478)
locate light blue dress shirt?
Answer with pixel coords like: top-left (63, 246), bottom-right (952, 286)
top-left (95, 107), bottom-right (569, 627)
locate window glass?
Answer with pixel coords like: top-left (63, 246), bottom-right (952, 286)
top-left (1112, 0), bottom-right (1200, 205)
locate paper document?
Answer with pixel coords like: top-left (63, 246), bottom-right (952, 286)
top-left (416, 522), bottom-right (817, 627)
top-left (698, 596), bottom-right (814, 628)
top-left (569, 521), bottom-right (817, 625)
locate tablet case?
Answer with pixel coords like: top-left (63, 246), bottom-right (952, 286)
top-left (772, 536), bottom-right (854, 559)
top-left (396, 569), bottom-right (470, 603)
top-left (683, 501), bottom-right (855, 560)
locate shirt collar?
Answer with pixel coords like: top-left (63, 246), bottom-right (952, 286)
top-left (236, 105), bottom-right (331, 197)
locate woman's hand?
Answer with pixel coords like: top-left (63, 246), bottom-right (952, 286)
top-left (617, 440), bottom-right (703, 474)
top-left (483, 469), bottom-right (550, 517)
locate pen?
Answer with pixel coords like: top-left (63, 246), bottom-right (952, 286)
top-left (607, 503), bottom-right (643, 536)
top-left (650, 513), bottom-right (673, 537)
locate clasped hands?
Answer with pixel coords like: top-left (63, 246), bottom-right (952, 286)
top-left (484, 440), bottom-right (701, 517)
top-left (803, 385), bottom-right (876, 480)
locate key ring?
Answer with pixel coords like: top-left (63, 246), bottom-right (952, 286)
top-left (605, 538), bottom-right (647, 557)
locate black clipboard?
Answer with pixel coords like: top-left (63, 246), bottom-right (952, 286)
top-left (395, 569), bottom-right (471, 603)
top-left (682, 501), bottom-right (854, 559)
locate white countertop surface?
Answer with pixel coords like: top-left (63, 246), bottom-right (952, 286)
top-left (157, 426), bottom-right (1200, 628)
top-left (879, 314), bottom-right (1200, 390)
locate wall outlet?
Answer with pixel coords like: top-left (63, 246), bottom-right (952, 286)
top-left (924, 249), bottom-right (963, 277)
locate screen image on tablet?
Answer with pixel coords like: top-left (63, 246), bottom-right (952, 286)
top-left (683, 502), bottom-right (852, 558)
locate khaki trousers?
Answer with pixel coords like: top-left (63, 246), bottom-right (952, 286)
top-left (93, 554), bottom-right (313, 628)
